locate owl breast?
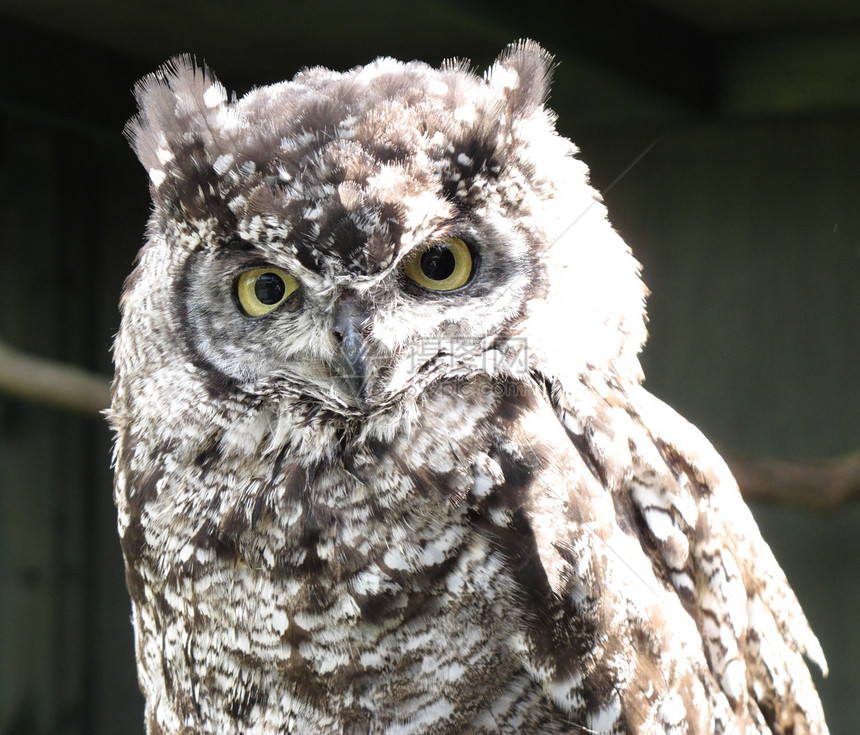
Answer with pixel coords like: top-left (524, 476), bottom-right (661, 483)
top-left (126, 379), bottom-right (574, 734)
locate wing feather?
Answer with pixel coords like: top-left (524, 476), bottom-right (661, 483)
top-left (546, 374), bottom-right (828, 734)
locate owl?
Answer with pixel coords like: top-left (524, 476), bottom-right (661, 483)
top-left (110, 42), bottom-right (829, 735)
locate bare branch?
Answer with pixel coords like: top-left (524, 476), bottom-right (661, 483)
top-left (0, 339), bottom-right (110, 417)
top-left (730, 453), bottom-right (860, 510)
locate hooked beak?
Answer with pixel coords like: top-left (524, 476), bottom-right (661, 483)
top-left (332, 294), bottom-right (370, 400)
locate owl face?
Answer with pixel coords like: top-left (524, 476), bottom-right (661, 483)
top-left (173, 206), bottom-right (535, 409)
top-left (120, 45), bottom-right (647, 439)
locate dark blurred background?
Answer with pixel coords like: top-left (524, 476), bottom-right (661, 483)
top-left (0, 1), bottom-right (857, 733)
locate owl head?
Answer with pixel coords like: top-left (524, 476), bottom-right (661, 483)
top-left (116, 41), bottom-right (646, 460)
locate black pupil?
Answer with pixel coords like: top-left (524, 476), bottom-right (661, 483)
top-left (254, 273), bottom-right (286, 304)
top-left (420, 246), bottom-right (456, 281)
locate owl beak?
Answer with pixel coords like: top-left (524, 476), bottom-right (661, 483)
top-left (333, 294), bottom-right (371, 400)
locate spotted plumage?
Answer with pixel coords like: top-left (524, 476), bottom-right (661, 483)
top-left (110, 42), bottom-right (828, 734)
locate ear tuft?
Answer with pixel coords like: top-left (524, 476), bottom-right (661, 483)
top-left (124, 55), bottom-right (228, 191)
top-left (485, 39), bottom-right (555, 116)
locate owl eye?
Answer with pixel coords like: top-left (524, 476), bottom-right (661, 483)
top-left (235, 268), bottom-right (299, 317)
top-left (403, 238), bottom-right (474, 292)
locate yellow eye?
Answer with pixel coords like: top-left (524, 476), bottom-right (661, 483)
top-left (403, 238), bottom-right (473, 291)
top-left (235, 268), bottom-right (299, 317)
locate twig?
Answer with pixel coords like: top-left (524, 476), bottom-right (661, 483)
top-left (729, 453), bottom-right (860, 511)
top-left (0, 339), bottom-right (110, 417)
